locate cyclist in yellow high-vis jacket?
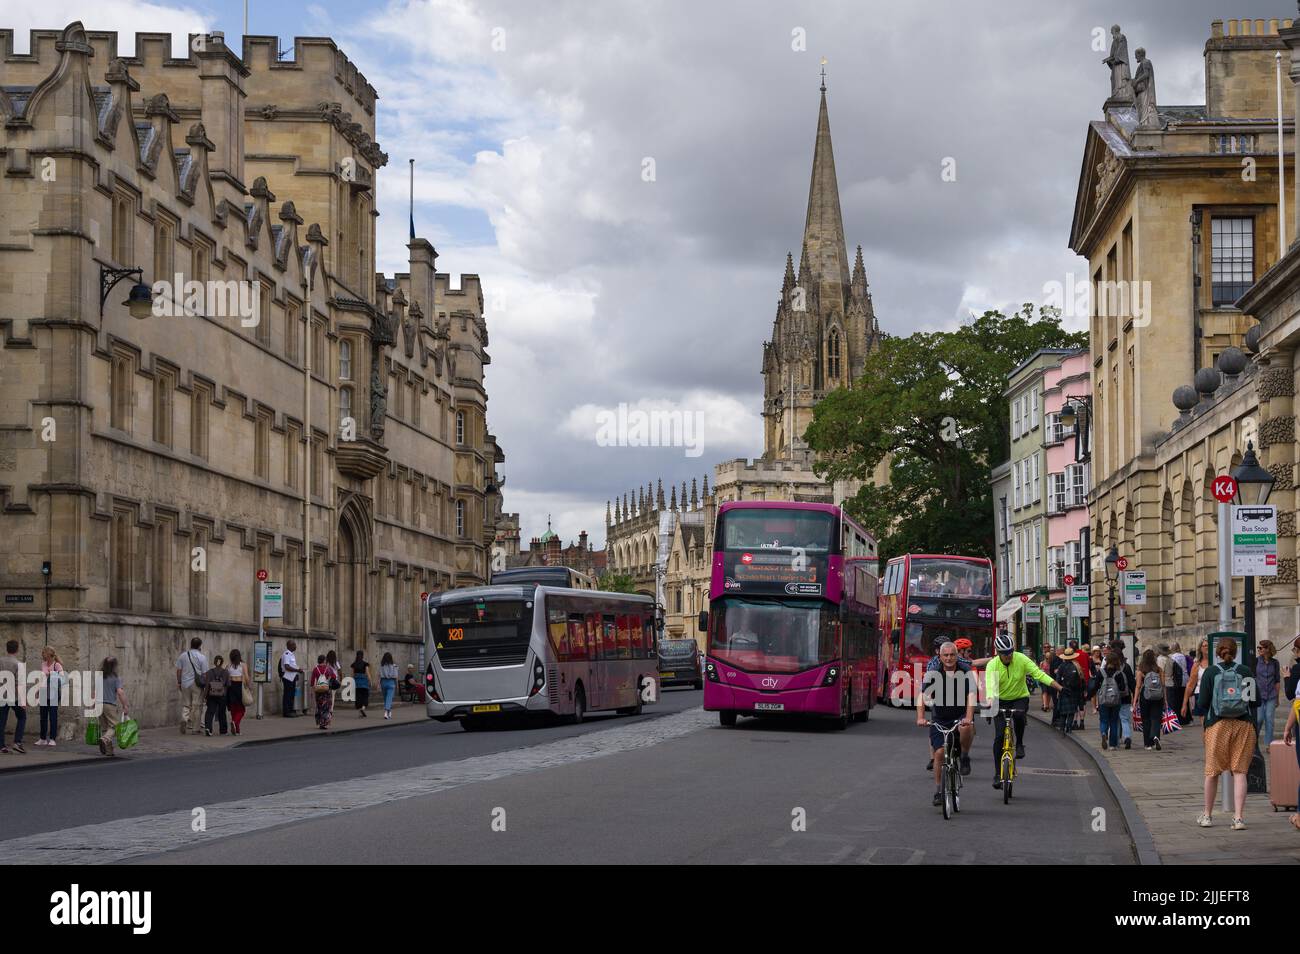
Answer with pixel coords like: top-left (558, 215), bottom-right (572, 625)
top-left (984, 633), bottom-right (1061, 788)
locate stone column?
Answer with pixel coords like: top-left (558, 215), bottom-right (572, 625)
top-left (1281, 19), bottom-right (1300, 245)
top-left (1258, 348), bottom-right (1298, 629)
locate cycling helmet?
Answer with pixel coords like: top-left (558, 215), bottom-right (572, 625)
top-left (954, 638), bottom-right (973, 650)
top-left (994, 633), bottom-right (1015, 654)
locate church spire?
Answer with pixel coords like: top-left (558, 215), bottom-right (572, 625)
top-left (782, 252), bottom-right (796, 292)
top-left (802, 78), bottom-right (851, 296)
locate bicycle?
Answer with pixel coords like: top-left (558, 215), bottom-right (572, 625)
top-left (995, 706), bottom-right (1017, 804)
top-left (928, 720), bottom-right (965, 820)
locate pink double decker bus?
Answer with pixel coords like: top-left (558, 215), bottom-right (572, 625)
top-left (699, 501), bottom-right (879, 728)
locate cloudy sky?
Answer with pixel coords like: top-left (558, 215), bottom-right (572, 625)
top-left (5, 0), bottom-right (1258, 546)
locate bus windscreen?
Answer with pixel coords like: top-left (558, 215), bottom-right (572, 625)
top-left (708, 598), bottom-right (835, 673)
top-left (908, 558), bottom-right (993, 599)
top-left (721, 510), bottom-right (835, 554)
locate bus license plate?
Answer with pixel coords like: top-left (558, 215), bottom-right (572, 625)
top-left (660, 671), bottom-right (675, 679)
top-left (471, 704), bottom-right (501, 713)
top-left (754, 702), bottom-right (784, 711)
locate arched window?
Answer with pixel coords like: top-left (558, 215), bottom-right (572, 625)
top-left (339, 386), bottom-right (353, 428)
top-left (828, 329), bottom-right (841, 380)
top-left (339, 340), bottom-right (352, 381)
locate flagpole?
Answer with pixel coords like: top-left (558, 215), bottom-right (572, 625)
top-left (409, 158), bottom-right (415, 241)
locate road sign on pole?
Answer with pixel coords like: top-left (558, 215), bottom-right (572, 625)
top-left (1069, 584), bottom-right (1090, 618)
top-left (1121, 570), bottom-right (1147, 606)
top-left (1231, 505), bottom-right (1278, 576)
top-left (1212, 475), bottom-right (1238, 504)
top-left (261, 581), bottom-right (284, 618)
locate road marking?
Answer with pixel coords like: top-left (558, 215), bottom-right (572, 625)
top-left (0, 708), bottom-right (715, 865)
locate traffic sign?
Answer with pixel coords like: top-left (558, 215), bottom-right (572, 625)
top-left (260, 581), bottom-right (283, 618)
top-left (1121, 570), bottom-right (1147, 606)
top-left (1231, 505), bottom-right (1278, 577)
top-left (1019, 593), bottom-right (1029, 603)
top-left (1212, 475), bottom-right (1238, 504)
top-left (256, 568), bottom-right (268, 582)
top-left (1115, 557), bottom-right (1128, 572)
top-left (1069, 584), bottom-right (1090, 618)
top-left (420, 592), bottom-right (429, 601)
top-left (1063, 574), bottom-right (1075, 586)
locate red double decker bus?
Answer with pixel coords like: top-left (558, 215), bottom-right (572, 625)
top-left (877, 554), bottom-right (995, 705)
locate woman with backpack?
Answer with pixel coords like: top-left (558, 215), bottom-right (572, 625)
top-left (311, 653), bottom-right (340, 729)
top-left (202, 654), bottom-right (230, 736)
top-left (1087, 651), bottom-right (1131, 750)
top-left (1137, 649), bottom-right (1165, 750)
top-left (1197, 638), bottom-right (1257, 830)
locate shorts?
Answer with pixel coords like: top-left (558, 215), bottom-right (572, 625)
top-left (930, 718), bottom-right (962, 751)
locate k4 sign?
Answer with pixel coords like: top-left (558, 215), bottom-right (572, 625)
top-left (1121, 570), bottom-right (1147, 606)
top-left (1231, 505), bottom-right (1278, 577)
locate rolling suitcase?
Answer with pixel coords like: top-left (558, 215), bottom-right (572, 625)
top-left (1268, 741), bottom-right (1300, 812)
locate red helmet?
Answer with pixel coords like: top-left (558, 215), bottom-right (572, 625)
top-left (954, 638), bottom-right (973, 650)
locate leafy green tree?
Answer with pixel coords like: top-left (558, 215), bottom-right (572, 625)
top-left (597, 571), bottom-right (637, 593)
top-left (805, 304), bottom-right (1086, 562)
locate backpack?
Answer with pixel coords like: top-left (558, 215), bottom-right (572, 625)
top-left (1142, 670), bottom-right (1164, 701)
top-left (1098, 670), bottom-right (1120, 707)
top-left (1168, 656), bottom-right (1185, 692)
top-left (1057, 660), bottom-right (1080, 692)
top-left (205, 669), bottom-right (227, 697)
top-left (1211, 664), bottom-right (1249, 718)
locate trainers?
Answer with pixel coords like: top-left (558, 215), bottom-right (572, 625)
top-left (1101, 738), bottom-right (1109, 750)
top-left (1124, 738), bottom-right (1131, 749)
top-left (933, 790), bottom-right (943, 807)
top-left (960, 755), bottom-right (971, 776)
top-left (992, 779), bottom-right (1003, 790)
top-left (1015, 745), bottom-right (1025, 760)
top-left (1197, 813), bottom-right (1212, 828)
top-left (47, 740), bottom-right (56, 748)
top-left (924, 759), bottom-right (932, 772)
top-left (1231, 817), bottom-right (1247, 831)
top-left (12, 743), bottom-right (25, 754)
top-left (1154, 739), bottom-right (1162, 751)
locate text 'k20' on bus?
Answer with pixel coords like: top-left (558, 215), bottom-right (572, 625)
top-left (877, 554), bottom-right (995, 705)
top-left (699, 501), bottom-right (879, 728)
top-left (423, 585), bottom-right (659, 730)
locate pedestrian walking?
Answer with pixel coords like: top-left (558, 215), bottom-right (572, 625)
top-left (1039, 646), bottom-right (1057, 713)
top-left (97, 656), bottom-right (129, 757)
top-left (351, 650), bottom-right (374, 717)
top-left (1087, 651), bottom-right (1132, 751)
top-left (1197, 638), bottom-right (1258, 831)
top-left (280, 640), bottom-right (302, 717)
top-left (36, 646), bottom-right (66, 746)
top-left (175, 637), bottom-right (208, 735)
top-left (227, 649), bottom-right (250, 736)
top-left (1137, 649), bottom-right (1165, 750)
top-left (202, 654), bottom-right (230, 736)
top-left (1255, 639), bottom-right (1282, 747)
top-left (1054, 646), bottom-right (1084, 732)
top-left (1109, 639), bottom-right (1136, 748)
top-left (1282, 693), bottom-right (1300, 831)
top-left (1181, 638), bottom-right (1212, 724)
top-left (0, 639), bottom-right (27, 754)
top-left (311, 654), bottom-right (339, 729)
top-left (379, 652), bottom-right (399, 720)
top-left (1284, 636), bottom-right (1300, 702)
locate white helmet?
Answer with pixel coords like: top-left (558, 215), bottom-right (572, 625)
top-left (995, 633), bottom-right (1015, 654)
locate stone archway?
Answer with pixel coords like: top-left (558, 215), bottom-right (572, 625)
top-left (337, 497), bottom-right (372, 652)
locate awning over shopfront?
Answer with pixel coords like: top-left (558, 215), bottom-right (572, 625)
top-left (996, 597), bottom-right (1024, 622)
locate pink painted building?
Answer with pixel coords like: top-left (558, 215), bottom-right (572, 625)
top-left (1042, 348), bottom-right (1092, 647)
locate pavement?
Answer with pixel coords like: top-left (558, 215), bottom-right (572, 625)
top-left (0, 696), bottom-right (430, 773)
top-left (1028, 703), bottom-right (1300, 864)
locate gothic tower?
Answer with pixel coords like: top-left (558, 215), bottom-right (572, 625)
top-left (762, 76), bottom-right (882, 462)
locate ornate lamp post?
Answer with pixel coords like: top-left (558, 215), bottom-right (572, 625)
top-left (1232, 441), bottom-right (1275, 659)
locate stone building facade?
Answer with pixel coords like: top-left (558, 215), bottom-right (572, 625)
top-left (1069, 18), bottom-right (1298, 654)
top-left (0, 23), bottom-right (502, 732)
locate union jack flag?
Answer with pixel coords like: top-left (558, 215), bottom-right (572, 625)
top-left (1161, 708), bottom-right (1183, 733)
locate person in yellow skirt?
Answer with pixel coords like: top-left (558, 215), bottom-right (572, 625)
top-left (1196, 638), bottom-right (1257, 830)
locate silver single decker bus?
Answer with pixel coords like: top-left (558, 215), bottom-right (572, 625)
top-left (423, 585), bottom-right (660, 730)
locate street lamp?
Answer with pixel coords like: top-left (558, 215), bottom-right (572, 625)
top-left (99, 266), bottom-right (154, 319)
top-left (1058, 394), bottom-right (1092, 461)
top-left (1232, 441), bottom-right (1275, 660)
top-left (1104, 545), bottom-right (1120, 644)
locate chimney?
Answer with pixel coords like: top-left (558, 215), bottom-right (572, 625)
top-left (408, 238), bottom-right (438, 324)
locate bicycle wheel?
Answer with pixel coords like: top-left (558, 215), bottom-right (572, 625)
top-left (949, 762), bottom-right (961, 814)
top-left (942, 763), bottom-right (954, 820)
top-left (1001, 756), bottom-right (1013, 804)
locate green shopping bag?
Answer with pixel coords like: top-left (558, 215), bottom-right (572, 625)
top-left (115, 718), bottom-right (139, 750)
top-left (85, 719), bottom-right (100, 746)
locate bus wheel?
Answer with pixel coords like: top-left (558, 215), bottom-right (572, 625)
top-left (834, 685), bottom-right (850, 730)
top-left (572, 685), bottom-right (587, 725)
top-left (719, 710), bottom-right (737, 728)
top-left (853, 689), bottom-right (869, 723)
